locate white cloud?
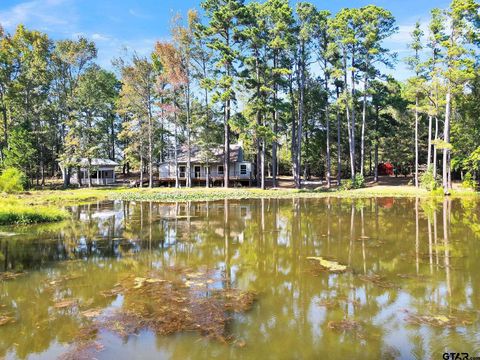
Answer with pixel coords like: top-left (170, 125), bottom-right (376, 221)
top-left (128, 8), bottom-right (151, 19)
top-left (91, 33), bottom-right (110, 41)
top-left (0, 0), bottom-right (76, 32)
top-left (388, 21), bottom-right (429, 46)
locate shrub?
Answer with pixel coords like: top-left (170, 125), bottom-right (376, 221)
top-left (340, 174), bottom-right (365, 191)
top-left (420, 166), bottom-right (438, 191)
top-left (340, 179), bottom-right (354, 190)
top-left (353, 174), bottom-right (365, 189)
top-left (0, 167), bottom-right (27, 193)
top-left (461, 172), bottom-right (477, 190)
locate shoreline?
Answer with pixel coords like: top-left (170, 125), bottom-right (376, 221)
top-left (0, 185), bottom-right (477, 226)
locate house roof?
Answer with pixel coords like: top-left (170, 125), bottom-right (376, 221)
top-left (78, 158), bottom-right (119, 167)
top-left (164, 144), bottom-right (242, 163)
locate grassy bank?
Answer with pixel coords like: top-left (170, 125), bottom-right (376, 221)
top-left (109, 185), bottom-right (478, 202)
top-left (0, 204), bottom-right (68, 226)
top-left (1, 184), bottom-right (477, 225)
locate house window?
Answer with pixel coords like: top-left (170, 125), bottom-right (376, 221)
top-left (179, 166), bottom-right (186, 178)
top-left (240, 164), bottom-right (247, 175)
top-left (218, 165), bottom-right (224, 175)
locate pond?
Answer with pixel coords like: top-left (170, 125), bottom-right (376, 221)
top-left (1, 197), bottom-right (480, 359)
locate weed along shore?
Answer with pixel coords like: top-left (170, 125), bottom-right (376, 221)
top-left (0, 203), bottom-right (68, 226)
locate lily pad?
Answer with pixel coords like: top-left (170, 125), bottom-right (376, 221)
top-left (307, 257), bottom-right (347, 272)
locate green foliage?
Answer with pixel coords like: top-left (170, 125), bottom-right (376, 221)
top-left (340, 174), bottom-right (365, 190)
top-left (0, 205), bottom-right (68, 225)
top-left (420, 166), bottom-right (439, 191)
top-left (353, 174), bottom-right (365, 188)
top-left (3, 127), bottom-right (36, 174)
top-left (461, 173), bottom-right (477, 190)
top-left (0, 167), bottom-right (27, 193)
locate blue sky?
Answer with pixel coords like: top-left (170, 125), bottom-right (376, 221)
top-left (0, 0), bottom-right (451, 78)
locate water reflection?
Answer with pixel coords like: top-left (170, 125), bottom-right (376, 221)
top-left (1, 197), bottom-right (480, 359)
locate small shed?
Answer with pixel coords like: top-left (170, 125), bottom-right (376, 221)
top-left (71, 158), bottom-right (119, 185)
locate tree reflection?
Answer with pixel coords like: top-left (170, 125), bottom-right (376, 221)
top-left (1, 197), bottom-right (480, 358)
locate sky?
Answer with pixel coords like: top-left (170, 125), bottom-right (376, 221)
top-left (0, 0), bottom-right (452, 79)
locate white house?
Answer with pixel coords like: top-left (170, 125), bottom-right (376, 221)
top-left (158, 143), bottom-right (255, 186)
top-left (69, 158), bottom-right (119, 186)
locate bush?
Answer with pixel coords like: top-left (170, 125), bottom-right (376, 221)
top-left (0, 167), bottom-right (27, 193)
top-left (341, 179), bottom-right (354, 190)
top-left (340, 174), bottom-right (365, 191)
top-left (461, 173), bottom-right (477, 190)
top-left (420, 166), bottom-right (439, 191)
top-left (353, 174), bottom-right (365, 189)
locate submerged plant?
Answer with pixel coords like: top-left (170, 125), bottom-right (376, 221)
top-left (60, 266), bottom-right (256, 357)
top-left (307, 256), bottom-right (348, 273)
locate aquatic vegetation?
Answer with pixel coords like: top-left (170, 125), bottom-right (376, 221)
top-left (0, 271), bottom-right (24, 281)
top-left (327, 319), bottom-right (361, 332)
top-left (0, 314), bottom-right (15, 326)
top-left (100, 268), bottom-right (256, 342)
top-left (307, 257), bottom-right (348, 273)
top-left (358, 274), bottom-right (398, 289)
top-left (404, 310), bottom-right (475, 328)
top-left (59, 266), bottom-right (256, 353)
top-left (53, 299), bottom-right (78, 309)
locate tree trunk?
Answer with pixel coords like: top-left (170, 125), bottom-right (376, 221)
top-left (443, 88), bottom-right (451, 194)
top-left (186, 82), bottom-right (192, 188)
top-left (174, 120), bottom-right (179, 188)
top-left (272, 53), bottom-right (279, 188)
top-left (205, 163), bottom-right (209, 188)
top-left (224, 99), bottom-right (230, 188)
top-left (360, 60), bottom-right (368, 176)
top-left (139, 154), bottom-right (144, 188)
top-left (343, 50), bottom-right (355, 181)
top-left (336, 86), bottom-right (342, 186)
top-left (324, 68), bottom-right (331, 189)
top-left (290, 75), bottom-right (297, 182)
top-left (325, 108), bottom-right (331, 188)
top-left (350, 53), bottom-right (356, 180)
top-left (427, 115), bottom-right (432, 169)
top-left (0, 92), bottom-right (8, 154)
top-left (77, 166), bottom-right (82, 187)
top-left (415, 95), bottom-right (419, 188)
top-left (433, 116), bottom-right (438, 177)
top-left (148, 115), bottom-right (153, 188)
top-left (261, 138), bottom-right (266, 189)
top-left (88, 159), bottom-right (92, 188)
top-left (296, 43), bottom-right (305, 189)
top-left (111, 116), bottom-right (115, 160)
top-left (374, 105), bottom-right (379, 183)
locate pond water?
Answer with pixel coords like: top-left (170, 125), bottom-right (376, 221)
top-left (1, 197), bottom-right (480, 359)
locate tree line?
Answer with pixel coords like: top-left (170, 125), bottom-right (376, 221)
top-left (0, 0), bottom-right (478, 192)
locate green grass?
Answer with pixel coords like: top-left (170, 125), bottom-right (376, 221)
top-left (0, 204), bottom-right (69, 226)
top-left (108, 185), bottom-right (478, 202)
